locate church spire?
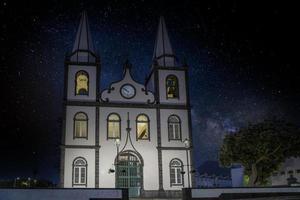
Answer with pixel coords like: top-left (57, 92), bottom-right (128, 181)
top-left (153, 16), bottom-right (176, 67)
top-left (70, 11), bottom-right (96, 63)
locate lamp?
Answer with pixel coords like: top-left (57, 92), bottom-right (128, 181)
top-left (108, 139), bottom-right (120, 174)
top-left (115, 138), bottom-right (120, 161)
top-left (183, 138), bottom-right (190, 148)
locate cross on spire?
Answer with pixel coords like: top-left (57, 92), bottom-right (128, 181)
top-left (153, 16), bottom-right (176, 67)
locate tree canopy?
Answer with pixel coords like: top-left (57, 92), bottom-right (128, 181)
top-left (219, 119), bottom-right (300, 186)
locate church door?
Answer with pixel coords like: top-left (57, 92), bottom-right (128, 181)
top-left (116, 152), bottom-right (142, 197)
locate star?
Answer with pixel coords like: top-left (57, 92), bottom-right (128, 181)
top-left (0, 0), bottom-right (298, 184)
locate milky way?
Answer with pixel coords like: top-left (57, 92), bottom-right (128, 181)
top-left (1, 0), bottom-right (299, 183)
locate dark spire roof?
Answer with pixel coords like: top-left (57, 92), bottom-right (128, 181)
top-left (70, 11), bottom-right (96, 63)
top-left (153, 16), bottom-right (176, 67)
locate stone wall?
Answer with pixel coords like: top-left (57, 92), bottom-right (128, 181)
top-left (0, 188), bottom-right (128, 200)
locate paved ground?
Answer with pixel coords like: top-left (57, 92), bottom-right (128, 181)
top-left (235, 197), bottom-right (300, 200)
top-left (130, 197), bottom-right (300, 200)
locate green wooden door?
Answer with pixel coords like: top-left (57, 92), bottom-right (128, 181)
top-left (116, 152), bottom-right (142, 197)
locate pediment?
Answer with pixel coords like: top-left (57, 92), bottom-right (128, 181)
top-left (100, 68), bottom-right (155, 104)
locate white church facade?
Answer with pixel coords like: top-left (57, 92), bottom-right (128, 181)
top-left (60, 12), bottom-right (194, 198)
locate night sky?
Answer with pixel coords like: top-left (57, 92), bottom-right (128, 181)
top-left (1, 0), bottom-right (299, 184)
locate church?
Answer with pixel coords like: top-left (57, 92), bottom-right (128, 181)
top-left (60, 12), bottom-right (194, 198)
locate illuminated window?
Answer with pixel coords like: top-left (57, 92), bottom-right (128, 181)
top-left (73, 157), bottom-right (87, 185)
top-left (107, 113), bottom-right (121, 139)
top-left (74, 112), bottom-right (88, 138)
top-left (75, 71), bottom-right (89, 95)
top-left (166, 75), bottom-right (179, 99)
top-left (168, 115), bottom-right (181, 140)
top-left (170, 159), bottom-right (183, 186)
top-left (136, 114), bottom-right (150, 140)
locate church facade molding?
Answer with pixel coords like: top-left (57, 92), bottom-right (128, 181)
top-left (64, 100), bottom-right (191, 110)
top-left (100, 67), bottom-right (155, 104)
top-left (60, 13), bottom-right (194, 198)
top-left (61, 145), bottom-right (101, 149)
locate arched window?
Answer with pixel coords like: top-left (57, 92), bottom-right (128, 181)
top-left (170, 158), bottom-right (183, 186)
top-left (166, 75), bottom-right (179, 99)
top-left (136, 114), bottom-right (150, 140)
top-left (74, 112), bottom-right (88, 138)
top-left (168, 115), bottom-right (181, 140)
top-left (73, 157), bottom-right (87, 186)
top-left (107, 113), bottom-right (121, 139)
top-left (75, 71), bottom-right (89, 95)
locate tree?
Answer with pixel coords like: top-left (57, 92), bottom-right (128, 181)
top-left (219, 119), bottom-right (300, 186)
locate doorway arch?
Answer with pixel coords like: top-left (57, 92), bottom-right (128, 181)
top-left (115, 150), bottom-right (143, 197)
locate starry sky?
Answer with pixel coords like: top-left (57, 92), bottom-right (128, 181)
top-left (0, 0), bottom-right (299, 184)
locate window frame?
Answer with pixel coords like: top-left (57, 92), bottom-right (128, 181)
top-left (166, 74), bottom-right (179, 99)
top-left (73, 112), bottom-right (88, 139)
top-left (72, 157), bottom-right (88, 187)
top-left (168, 115), bottom-right (182, 141)
top-left (107, 113), bottom-right (121, 140)
top-left (169, 158), bottom-right (184, 186)
top-left (136, 114), bottom-right (150, 141)
top-left (75, 70), bottom-right (89, 96)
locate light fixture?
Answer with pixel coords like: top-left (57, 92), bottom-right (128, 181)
top-left (183, 138), bottom-right (190, 148)
top-left (115, 138), bottom-right (120, 147)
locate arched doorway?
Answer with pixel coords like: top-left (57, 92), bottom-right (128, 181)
top-left (115, 151), bottom-right (143, 197)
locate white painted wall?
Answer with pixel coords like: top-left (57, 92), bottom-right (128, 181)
top-left (63, 63), bottom-right (192, 193)
top-left (162, 150), bottom-right (191, 190)
top-left (67, 65), bottom-right (97, 101)
top-left (0, 189), bottom-right (122, 200)
top-left (65, 106), bottom-right (96, 146)
top-left (160, 109), bottom-right (189, 147)
top-left (231, 166), bottom-right (244, 187)
top-left (271, 157), bottom-right (300, 186)
top-left (191, 187), bottom-right (300, 198)
top-left (64, 148), bottom-right (95, 188)
top-left (158, 69), bottom-right (187, 104)
top-left (98, 107), bottom-right (159, 190)
top-left (101, 68), bottom-right (155, 104)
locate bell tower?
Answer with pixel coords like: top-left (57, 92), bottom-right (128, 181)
top-left (145, 16), bottom-right (193, 192)
top-left (60, 11), bottom-right (100, 188)
top-left (64, 11), bottom-right (100, 102)
top-left (146, 16), bottom-right (188, 105)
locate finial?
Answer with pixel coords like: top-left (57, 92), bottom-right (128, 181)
top-left (124, 59), bottom-right (132, 69)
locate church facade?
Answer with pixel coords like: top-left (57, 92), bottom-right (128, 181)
top-left (60, 12), bottom-right (194, 197)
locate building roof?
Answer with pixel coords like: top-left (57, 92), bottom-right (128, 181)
top-left (153, 16), bottom-right (176, 67)
top-left (70, 11), bottom-right (96, 63)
